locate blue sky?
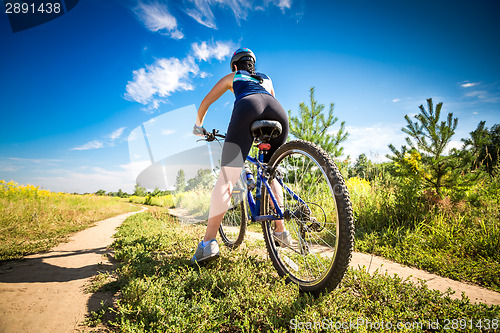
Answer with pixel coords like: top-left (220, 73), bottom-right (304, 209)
top-left (1, 0), bottom-right (499, 193)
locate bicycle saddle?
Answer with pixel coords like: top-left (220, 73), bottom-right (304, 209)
top-left (250, 120), bottom-right (282, 143)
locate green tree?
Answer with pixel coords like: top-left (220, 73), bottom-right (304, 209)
top-left (288, 87), bottom-right (348, 158)
top-left (150, 188), bottom-right (162, 197)
top-left (186, 169), bottom-right (216, 191)
top-left (388, 98), bottom-right (458, 196)
top-left (94, 189), bottom-right (106, 196)
top-left (133, 184), bottom-right (147, 197)
top-left (117, 189), bottom-right (128, 198)
top-left (175, 169), bottom-right (186, 193)
top-left (462, 121), bottom-right (500, 175)
top-left (351, 154), bottom-right (372, 179)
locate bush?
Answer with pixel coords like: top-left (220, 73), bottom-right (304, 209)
top-left (129, 195), bottom-right (175, 208)
top-left (173, 189), bottom-right (211, 219)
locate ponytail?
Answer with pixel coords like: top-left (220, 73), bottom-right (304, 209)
top-left (234, 59), bottom-right (263, 83)
top-left (234, 59), bottom-right (255, 74)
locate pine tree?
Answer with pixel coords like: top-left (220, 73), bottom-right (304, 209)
top-left (351, 154), bottom-right (371, 179)
top-left (462, 121), bottom-right (500, 175)
top-left (175, 169), bottom-right (186, 193)
top-left (388, 98), bottom-right (458, 196)
top-left (288, 87), bottom-right (348, 158)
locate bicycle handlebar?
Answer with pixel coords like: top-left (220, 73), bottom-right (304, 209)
top-left (198, 129), bottom-right (225, 142)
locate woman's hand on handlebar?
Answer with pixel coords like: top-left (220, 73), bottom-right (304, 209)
top-left (194, 127), bottom-right (225, 142)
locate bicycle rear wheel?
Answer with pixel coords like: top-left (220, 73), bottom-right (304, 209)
top-left (219, 174), bottom-right (248, 249)
top-left (261, 140), bottom-right (354, 295)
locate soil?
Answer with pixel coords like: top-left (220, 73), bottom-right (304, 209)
top-left (0, 207), bottom-right (498, 333)
top-left (0, 209), bottom-right (145, 333)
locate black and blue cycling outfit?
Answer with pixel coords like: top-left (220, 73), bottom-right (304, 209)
top-left (222, 69), bottom-right (289, 167)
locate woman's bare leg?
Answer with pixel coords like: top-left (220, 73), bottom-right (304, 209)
top-left (203, 166), bottom-right (242, 241)
top-left (271, 178), bottom-right (286, 233)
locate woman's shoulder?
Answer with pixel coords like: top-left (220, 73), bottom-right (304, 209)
top-left (257, 72), bottom-right (272, 81)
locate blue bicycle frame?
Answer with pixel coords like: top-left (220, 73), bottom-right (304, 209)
top-left (245, 151), bottom-right (307, 222)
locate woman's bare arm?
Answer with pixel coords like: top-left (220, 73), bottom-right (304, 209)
top-left (196, 73), bottom-right (235, 126)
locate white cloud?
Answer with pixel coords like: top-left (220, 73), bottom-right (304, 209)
top-left (185, 0), bottom-right (219, 29)
top-left (72, 127), bottom-right (127, 151)
top-left (444, 140), bottom-right (463, 155)
top-left (0, 157), bottom-right (62, 173)
top-left (161, 129), bottom-right (176, 136)
top-left (464, 90), bottom-right (488, 98)
top-left (125, 57), bottom-right (200, 107)
top-left (340, 125), bottom-right (465, 163)
top-left (72, 140), bottom-right (104, 151)
top-left (125, 40), bottom-right (235, 110)
top-left (463, 90), bottom-right (500, 103)
top-left (134, 1), bottom-right (184, 39)
top-left (392, 98), bottom-right (400, 103)
top-left (185, 0), bottom-right (292, 29)
top-left (276, 0), bottom-right (292, 11)
top-left (33, 162), bottom-right (141, 193)
top-left (340, 124), bottom-right (406, 162)
top-left (0, 163), bottom-right (19, 172)
top-left (191, 41), bottom-right (234, 61)
top-left (8, 157), bottom-right (62, 164)
top-left (459, 81), bottom-right (500, 103)
top-left (109, 127), bottom-right (126, 141)
top-left (460, 81), bottom-right (479, 88)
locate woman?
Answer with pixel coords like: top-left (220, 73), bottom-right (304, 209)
top-left (191, 48), bottom-right (290, 264)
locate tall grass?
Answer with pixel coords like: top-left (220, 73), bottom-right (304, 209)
top-left (0, 180), bottom-right (138, 261)
top-left (130, 189), bottom-right (211, 219)
top-left (173, 189), bottom-right (211, 218)
top-left (347, 175), bottom-right (500, 292)
top-left (129, 194), bottom-right (175, 208)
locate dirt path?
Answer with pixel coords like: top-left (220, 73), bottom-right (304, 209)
top-left (0, 208), bottom-right (145, 333)
top-left (169, 208), bottom-right (500, 307)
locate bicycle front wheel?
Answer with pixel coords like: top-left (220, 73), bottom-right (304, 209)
top-left (261, 140), bottom-right (354, 295)
top-left (219, 174), bottom-right (248, 249)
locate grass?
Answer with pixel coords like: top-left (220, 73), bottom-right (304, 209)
top-left (129, 174), bottom-right (500, 293)
top-left (128, 189), bottom-right (211, 219)
top-left (129, 194), bottom-right (175, 208)
top-left (0, 180), bottom-right (139, 261)
top-left (97, 209), bottom-right (499, 332)
top-left (347, 176), bottom-right (500, 292)
top-left (173, 189), bottom-right (211, 218)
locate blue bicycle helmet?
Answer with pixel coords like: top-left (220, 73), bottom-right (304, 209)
top-left (230, 48), bottom-right (256, 71)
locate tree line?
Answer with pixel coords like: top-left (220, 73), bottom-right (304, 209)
top-left (289, 87), bottom-right (499, 198)
top-left (97, 87), bottom-right (499, 198)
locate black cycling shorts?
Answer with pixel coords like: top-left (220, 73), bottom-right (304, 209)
top-left (221, 93), bottom-right (289, 167)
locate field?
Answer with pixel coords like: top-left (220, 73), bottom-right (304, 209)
top-left (1, 176), bottom-right (499, 331)
top-left (127, 171), bottom-right (500, 293)
top-left (0, 180), bottom-right (139, 261)
top-left (85, 209), bottom-right (499, 332)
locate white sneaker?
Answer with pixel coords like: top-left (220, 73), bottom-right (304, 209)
top-left (191, 239), bottom-right (220, 265)
top-left (273, 230), bottom-right (292, 247)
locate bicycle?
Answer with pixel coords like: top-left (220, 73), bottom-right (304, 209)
top-left (202, 120), bottom-right (354, 295)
